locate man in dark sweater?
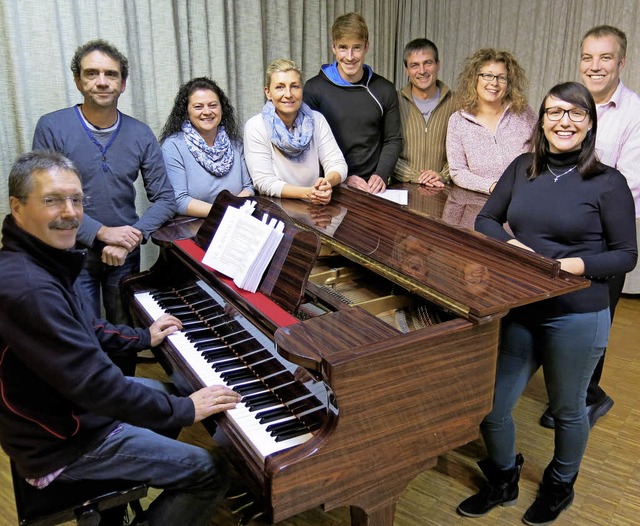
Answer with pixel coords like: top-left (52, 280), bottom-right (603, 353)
top-left (32, 40), bottom-right (176, 342)
top-left (303, 12), bottom-right (402, 194)
top-left (0, 151), bottom-right (240, 526)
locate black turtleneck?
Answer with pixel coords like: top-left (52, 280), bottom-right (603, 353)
top-left (547, 149), bottom-right (581, 169)
top-left (476, 151), bottom-right (637, 314)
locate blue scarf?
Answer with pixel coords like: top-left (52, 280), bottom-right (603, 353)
top-left (182, 120), bottom-right (234, 177)
top-left (261, 101), bottom-right (314, 159)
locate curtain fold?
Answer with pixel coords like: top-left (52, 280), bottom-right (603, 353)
top-left (2, 0), bottom-right (639, 268)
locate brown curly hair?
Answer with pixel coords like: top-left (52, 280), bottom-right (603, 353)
top-left (453, 48), bottom-right (529, 114)
top-left (159, 77), bottom-right (239, 143)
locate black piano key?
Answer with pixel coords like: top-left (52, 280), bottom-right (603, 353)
top-left (234, 383), bottom-right (268, 396)
top-left (264, 372), bottom-right (296, 390)
top-left (275, 427), bottom-right (312, 442)
top-left (195, 342), bottom-right (227, 351)
top-left (201, 349), bottom-right (234, 361)
top-left (184, 328), bottom-right (215, 340)
top-left (257, 407), bottom-right (291, 423)
top-left (213, 359), bottom-right (246, 372)
top-left (247, 400), bottom-right (281, 412)
top-left (245, 397), bottom-right (282, 412)
top-left (157, 299), bottom-right (187, 308)
top-left (178, 317), bottom-right (203, 325)
top-left (220, 369), bottom-right (256, 383)
top-left (242, 391), bottom-right (274, 403)
top-left (267, 419), bottom-right (307, 437)
top-left (190, 336), bottom-right (225, 346)
top-left (299, 414), bottom-right (325, 432)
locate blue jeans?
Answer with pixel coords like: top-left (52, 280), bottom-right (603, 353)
top-left (480, 308), bottom-right (609, 482)
top-left (57, 423), bottom-right (229, 526)
top-left (77, 247), bottom-right (141, 325)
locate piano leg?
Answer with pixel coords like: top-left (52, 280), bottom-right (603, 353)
top-left (350, 503), bottom-right (396, 526)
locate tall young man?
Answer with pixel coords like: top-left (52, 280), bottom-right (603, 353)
top-left (304, 12), bottom-right (402, 194)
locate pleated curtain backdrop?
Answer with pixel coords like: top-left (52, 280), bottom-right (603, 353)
top-left (1, 0), bottom-right (639, 267)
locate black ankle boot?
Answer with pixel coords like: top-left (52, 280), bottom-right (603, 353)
top-left (457, 453), bottom-right (524, 517)
top-left (522, 466), bottom-right (576, 525)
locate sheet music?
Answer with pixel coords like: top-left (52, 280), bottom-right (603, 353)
top-left (202, 202), bottom-right (284, 292)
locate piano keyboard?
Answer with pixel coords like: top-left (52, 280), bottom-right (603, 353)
top-left (134, 280), bottom-right (330, 463)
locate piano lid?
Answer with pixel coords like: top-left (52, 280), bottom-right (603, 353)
top-left (270, 186), bottom-right (589, 321)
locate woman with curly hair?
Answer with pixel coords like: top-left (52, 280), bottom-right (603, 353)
top-left (244, 59), bottom-right (347, 205)
top-left (446, 48), bottom-right (536, 194)
top-left (160, 77), bottom-right (253, 217)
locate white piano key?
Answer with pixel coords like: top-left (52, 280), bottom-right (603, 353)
top-left (134, 288), bottom-right (319, 462)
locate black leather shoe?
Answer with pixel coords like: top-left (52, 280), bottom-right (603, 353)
top-left (587, 395), bottom-right (613, 428)
top-left (539, 407), bottom-right (555, 429)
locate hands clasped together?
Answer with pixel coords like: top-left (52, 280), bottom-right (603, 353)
top-left (306, 177), bottom-right (333, 205)
top-left (97, 224), bottom-right (143, 266)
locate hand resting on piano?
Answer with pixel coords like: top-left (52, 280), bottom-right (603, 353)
top-left (149, 313), bottom-right (242, 422)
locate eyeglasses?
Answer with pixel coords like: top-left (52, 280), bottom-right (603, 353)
top-left (41, 195), bottom-right (87, 209)
top-left (478, 73), bottom-right (508, 84)
top-left (544, 107), bottom-right (589, 122)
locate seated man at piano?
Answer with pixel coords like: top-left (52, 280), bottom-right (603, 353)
top-left (0, 150), bottom-right (241, 526)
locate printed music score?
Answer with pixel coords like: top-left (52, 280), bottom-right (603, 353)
top-left (202, 200), bottom-right (284, 292)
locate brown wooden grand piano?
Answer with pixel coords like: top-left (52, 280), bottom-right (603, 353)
top-left (122, 186), bottom-right (588, 525)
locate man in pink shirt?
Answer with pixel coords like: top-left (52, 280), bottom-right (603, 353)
top-left (540, 25), bottom-right (640, 430)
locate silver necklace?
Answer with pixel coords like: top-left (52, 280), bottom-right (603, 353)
top-left (547, 165), bottom-right (576, 182)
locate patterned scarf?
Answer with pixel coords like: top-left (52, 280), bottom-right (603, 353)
top-left (261, 100), bottom-right (314, 159)
top-left (182, 120), bottom-right (234, 177)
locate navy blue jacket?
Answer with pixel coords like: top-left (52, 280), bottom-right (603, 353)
top-left (0, 215), bottom-right (193, 477)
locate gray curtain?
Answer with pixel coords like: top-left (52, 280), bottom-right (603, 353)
top-left (2, 0), bottom-right (639, 267)
top-left (395, 0), bottom-right (640, 110)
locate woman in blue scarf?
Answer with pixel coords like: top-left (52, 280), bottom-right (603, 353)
top-left (160, 77), bottom-right (254, 217)
top-left (244, 59), bottom-right (347, 205)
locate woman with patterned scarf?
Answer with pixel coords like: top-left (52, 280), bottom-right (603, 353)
top-left (244, 59), bottom-right (347, 205)
top-left (160, 77), bottom-right (254, 217)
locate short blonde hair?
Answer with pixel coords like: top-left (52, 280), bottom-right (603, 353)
top-left (332, 12), bottom-right (368, 44)
top-left (264, 58), bottom-right (302, 88)
top-left (453, 48), bottom-right (530, 114)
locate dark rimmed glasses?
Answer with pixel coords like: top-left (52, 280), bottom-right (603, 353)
top-left (544, 107), bottom-right (589, 122)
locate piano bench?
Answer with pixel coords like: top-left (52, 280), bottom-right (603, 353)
top-left (10, 460), bottom-right (148, 526)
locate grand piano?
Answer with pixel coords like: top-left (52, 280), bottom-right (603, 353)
top-left (122, 185), bottom-right (588, 525)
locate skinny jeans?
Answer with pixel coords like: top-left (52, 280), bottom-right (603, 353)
top-left (480, 307), bottom-right (609, 483)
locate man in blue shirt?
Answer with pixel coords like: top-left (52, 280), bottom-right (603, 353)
top-left (33, 40), bottom-right (175, 373)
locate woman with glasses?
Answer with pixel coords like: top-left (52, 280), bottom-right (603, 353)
top-left (458, 82), bottom-right (636, 525)
top-left (160, 77), bottom-right (254, 218)
top-left (244, 59), bottom-right (347, 205)
top-left (447, 48), bottom-right (536, 194)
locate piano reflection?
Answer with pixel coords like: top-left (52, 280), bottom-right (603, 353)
top-left (123, 186), bottom-right (588, 525)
